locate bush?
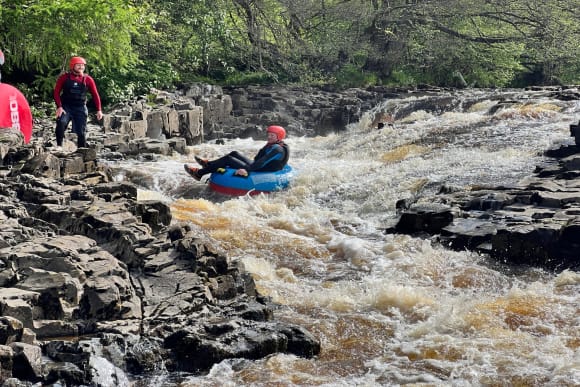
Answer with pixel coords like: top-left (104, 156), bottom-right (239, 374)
top-left (334, 64), bottom-right (378, 89)
top-left (93, 60), bottom-right (180, 106)
top-left (386, 69), bottom-right (417, 87)
top-left (223, 71), bottom-right (277, 86)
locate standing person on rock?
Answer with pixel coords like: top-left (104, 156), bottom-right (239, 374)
top-left (53, 56), bottom-right (103, 148)
top-left (184, 125), bottom-right (289, 181)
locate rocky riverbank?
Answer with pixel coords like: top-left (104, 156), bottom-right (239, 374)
top-left (0, 151), bottom-right (320, 384)
top-left (0, 84), bottom-right (343, 385)
top-left (390, 120), bottom-right (580, 272)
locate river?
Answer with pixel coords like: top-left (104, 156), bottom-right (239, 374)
top-left (112, 88), bottom-right (580, 386)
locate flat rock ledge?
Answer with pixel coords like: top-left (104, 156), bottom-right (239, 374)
top-left (0, 144), bottom-right (320, 385)
top-left (389, 121), bottom-right (580, 272)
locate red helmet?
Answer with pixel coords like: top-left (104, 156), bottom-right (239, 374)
top-left (69, 56), bottom-right (86, 70)
top-left (267, 125), bottom-right (286, 140)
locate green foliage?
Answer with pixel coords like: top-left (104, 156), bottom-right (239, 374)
top-left (407, 31), bottom-right (525, 87)
top-left (223, 71), bottom-right (277, 86)
top-left (95, 60), bottom-right (180, 106)
top-left (1, 0), bottom-right (579, 106)
top-left (514, 1), bottom-right (580, 84)
top-left (28, 101), bottom-right (53, 120)
top-left (2, 0), bottom-right (140, 69)
top-left (557, 64), bottom-right (580, 85)
top-left (12, 83), bottom-right (39, 105)
top-left (141, 0), bottom-right (238, 79)
top-left (0, 0), bottom-right (142, 100)
top-left (334, 64), bottom-right (378, 89)
top-left (386, 70), bottom-right (416, 87)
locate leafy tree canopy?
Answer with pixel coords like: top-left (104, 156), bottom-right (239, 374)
top-left (0, 0), bottom-right (578, 106)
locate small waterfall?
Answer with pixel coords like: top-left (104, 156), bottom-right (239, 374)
top-left (109, 88), bottom-right (580, 385)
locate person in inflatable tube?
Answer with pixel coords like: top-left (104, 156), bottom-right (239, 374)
top-left (184, 125), bottom-right (289, 181)
top-left (53, 56), bottom-right (103, 148)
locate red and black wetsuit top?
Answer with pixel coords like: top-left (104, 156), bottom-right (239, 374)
top-left (53, 72), bottom-right (102, 110)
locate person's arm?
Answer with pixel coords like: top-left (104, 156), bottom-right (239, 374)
top-left (85, 76), bottom-right (103, 120)
top-left (53, 74), bottom-right (66, 117)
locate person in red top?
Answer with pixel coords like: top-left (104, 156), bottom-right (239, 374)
top-left (53, 56), bottom-right (103, 148)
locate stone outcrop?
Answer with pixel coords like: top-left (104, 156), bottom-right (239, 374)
top-left (102, 95), bottom-right (203, 146)
top-left (0, 141), bottom-right (320, 384)
top-left (0, 129), bottom-right (24, 161)
top-left (101, 84), bottom-right (409, 144)
top-left (105, 84), bottom-right (579, 145)
top-left (220, 85), bottom-right (390, 138)
top-left (571, 120), bottom-right (580, 145)
top-left (389, 120), bottom-right (580, 271)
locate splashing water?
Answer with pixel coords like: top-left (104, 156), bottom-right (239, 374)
top-left (108, 88), bottom-right (580, 386)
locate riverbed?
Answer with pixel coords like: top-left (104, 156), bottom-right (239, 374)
top-left (113, 88), bottom-right (580, 386)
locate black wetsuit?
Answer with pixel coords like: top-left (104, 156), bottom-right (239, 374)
top-left (54, 72), bottom-right (101, 147)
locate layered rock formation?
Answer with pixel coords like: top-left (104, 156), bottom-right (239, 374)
top-left (101, 84), bottom-right (403, 144)
top-left (390, 121), bottom-right (580, 271)
top-left (0, 84), bottom-right (335, 384)
top-left (0, 144), bottom-right (321, 384)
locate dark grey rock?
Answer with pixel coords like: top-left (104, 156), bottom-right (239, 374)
top-left (391, 126), bottom-right (580, 271)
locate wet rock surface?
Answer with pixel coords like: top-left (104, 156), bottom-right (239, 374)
top-left (390, 120), bottom-right (580, 272)
top-left (0, 153), bottom-right (321, 384)
top-left (0, 85), bottom-right (333, 384)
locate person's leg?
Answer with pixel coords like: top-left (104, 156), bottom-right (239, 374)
top-left (70, 105), bottom-right (89, 148)
top-left (194, 155), bottom-right (209, 167)
top-left (55, 110), bottom-right (72, 146)
top-left (205, 151), bottom-right (251, 172)
top-left (185, 151), bottom-right (252, 180)
top-left (228, 151), bottom-right (252, 165)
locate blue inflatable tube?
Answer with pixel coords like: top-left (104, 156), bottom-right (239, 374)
top-left (209, 165), bottom-right (295, 196)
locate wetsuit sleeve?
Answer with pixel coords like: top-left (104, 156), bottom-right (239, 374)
top-left (53, 74), bottom-right (66, 108)
top-left (248, 144), bottom-right (285, 171)
top-left (85, 76), bottom-right (102, 111)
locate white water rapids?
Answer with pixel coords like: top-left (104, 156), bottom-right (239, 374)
top-left (111, 88), bottom-right (580, 386)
